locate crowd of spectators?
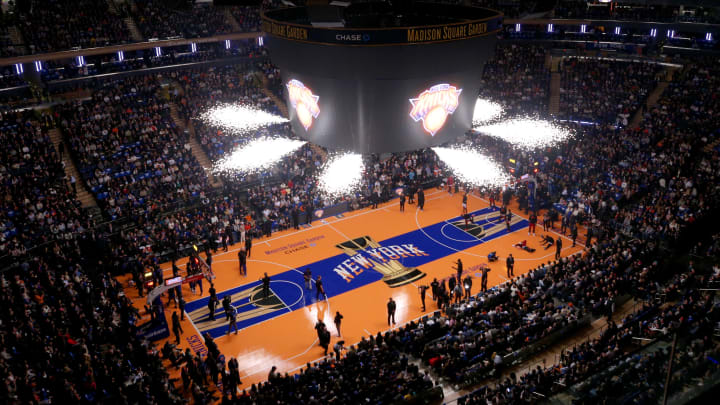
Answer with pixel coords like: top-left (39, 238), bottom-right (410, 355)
top-left (554, 1), bottom-right (720, 24)
top-left (480, 44), bottom-right (550, 117)
top-left (0, 19), bottom-right (24, 58)
top-left (176, 64), bottom-right (278, 162)
top-left (558, 57), bottom-right (664, 125)
top-left (229, 6), bottom-right (262, 33)
top-left (0, 111), bottom-right (85, 258)
top-left (0, 242), bottom-right (186, 404)
top-left (407, 238), bottom-right (656, 385)
top-left (458, 277), bottom-right (719, 403)
top-left (55, 75), bottom-right (211, 221)
top-left (230, 327), bottom-right (436, 403)
top-left (0, 1), bottom-right (268, 56)
top-left (15, 0), bottom-right (131, 53)
top-left (0, 30), bottom-right (719, 404)
top-left (132, 1), bottom-right (235, 40)
top-left (0, 67), bottom-right (25, 89)
top-left (37, 40), bottom-right (266, 83)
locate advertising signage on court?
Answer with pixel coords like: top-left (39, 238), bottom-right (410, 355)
top-left (261, 4), bottom-right (502, 46)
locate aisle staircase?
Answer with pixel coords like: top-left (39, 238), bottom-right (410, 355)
top-left (549, 73), bottom-right (561, 115)
top-left (259, 74), bottom-right (289, 118)
top-left (224, 8), bottom-right (242, 32)
top-left (549, 56), bottom-right (561, 115)
top-left (124, 17), bottom-right (144, 42)
top-left (106, 0), bottom-right (119, 14)
top-left (48, 128), bottom-right (97, 208)
top-left (7, 25), bottom-right (28, 55)
top-left (169, 104), bottom-right (223, 188)
top-left (628, 67), bottom-right (677, 128)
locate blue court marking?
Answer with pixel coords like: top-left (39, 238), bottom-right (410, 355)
top-left (186, 206), bottom-right (528, 338)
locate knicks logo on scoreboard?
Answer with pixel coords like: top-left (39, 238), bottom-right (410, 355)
top-left (409, 84), bottom-right (462, 136)
top-left (287, 79), bottom-right (320, 131)
top-left (333, 236), bottom-right (427, 288)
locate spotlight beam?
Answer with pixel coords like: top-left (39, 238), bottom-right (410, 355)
top-left (474, 118), bottom-right (572, 150)
top-left (214, 137), bottom-right (306, 175)
top-left (318, 153), bottom-right (364, 197)
top-left (432, 146), bottom-right (511, 187)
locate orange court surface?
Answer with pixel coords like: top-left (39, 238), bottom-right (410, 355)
top-left (119, 189), bottom-right (584, 390)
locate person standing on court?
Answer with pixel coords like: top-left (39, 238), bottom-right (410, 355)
top-left (316, 275), bottom-right (327, 300)
top-left (463, 275), bottom-right (473, 299)
top-left (481, 266), bottom-right (490, 292)
top-left (303, 268), bottom-right (312, 290)
top-left (462, 191), bottom-right (468, 215)
top-left (320, 327), bottom-right (331, 356)
top-left (207, 293), bottom-right (218, 321)
top-left (571, 223), bottom-right (578, 247)
top-left (205, 250), bottom-right (213, 271)
top-left (222, 295), bottom-right (232, 321)
top-left (387, 297), bottom-right (397, 326)
top-left (306, 201), bottom-right (314, 225)
top-left (238, 248), bottom-right (247, 276)
top-left (506, 253), bottom-right (515, 278)
top-left (455, 259), bottom-right (464, 283)
top-left (431, 278), bottom-right (439, 301)
top-left (399, 191), bottom-right (406, 212)
top-left (417, 188), bottom-right (425, 211)
top-left (528, 212), bottom-right (537, 236)
top-left (227, 306), bottom-right (238, 335)
top-left (245, 233), bottom-right (253, 258)
top-left (555, 237), bottom-right (563, 260)
top-left (453, 283), bottom-right (463, 303)
top-left (334, 311), bottom-right (343, 337)
top-left (292, 206), bottom-right (300, 230)
top-left (261, 272), bottom-right (271, 299)
top-left (178, 296), bottom-right (186, 320)
top-left (209, 283), bottom-right (217, 304)
top-left (418, 285), bottom-right (428, 311)
top-left (172, 311), bottom-right (183, 344)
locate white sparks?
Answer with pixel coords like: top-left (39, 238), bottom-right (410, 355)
top-left (213, 137), bottom-right (306, 174)
top-left (318, 153), bottom-right (364, 197)
top-left (432, 147), bottom-right (512, 187)
top-left (473, 98), bottom-right (504, 126)
top-left (475, 118), bottom-right (572, 150)
top-left (200, 103), bottom-right (288, 134)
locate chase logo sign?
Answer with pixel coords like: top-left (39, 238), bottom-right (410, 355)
top-left (409, 84), bottom-right (462, 136)
top-left (335, 33), bottom-right (371, 42)
top-left (287, 79), bottom-right (320, 131)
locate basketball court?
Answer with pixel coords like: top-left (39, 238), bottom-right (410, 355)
top-left (119, 189), bottom-right (584, 389)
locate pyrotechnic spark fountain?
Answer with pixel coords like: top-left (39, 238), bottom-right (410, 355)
top-left (213, 137), bottom-right (306, 174)
top-left (318, 152), bottom-right (364, 197)
top-left (432, 147), bottom-right (512, 187)
top-left (474, 118), bottom-right (572, 149)
top-left (200, 103), bottom-right (288, 134)
top-left (472, 98), bottom-right (504, 126)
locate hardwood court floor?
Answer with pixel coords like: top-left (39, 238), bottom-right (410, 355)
top-left (119, 189), bottom-right (584, 391)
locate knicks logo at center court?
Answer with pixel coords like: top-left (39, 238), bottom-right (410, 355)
top-left (409, 84), bottom-right (462, 136)
top-left (333, 236), bottom-right (427, 287)
top-left (287, 79), bottom-right (320, 131)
